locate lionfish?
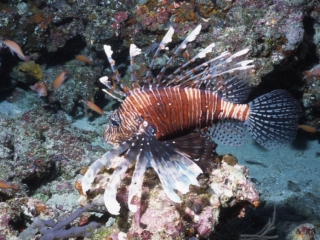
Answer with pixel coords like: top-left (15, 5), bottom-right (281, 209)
top-left (82, 25), bottom-right (302, 215)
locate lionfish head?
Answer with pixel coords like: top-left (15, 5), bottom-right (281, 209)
top-left (103, 110), bottom-right (135, 144)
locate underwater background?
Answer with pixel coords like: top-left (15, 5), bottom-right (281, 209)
top-left (0, 0), bottom-right (320, 239)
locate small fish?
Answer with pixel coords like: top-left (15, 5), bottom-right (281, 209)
top-left (75, 55), bottom-right (94, 65)
top-left (85, 100), bottom-right (106, 116)
top-left (5, 40), bottom-right (31, 62)
top-left (30, 82), bottom-right (47, 97)
top-left (82, 25), bottom-right (302, 215)
top-left (298, 124), bottom-right (317, 133)
top-left (52, 69), bottom-right (68, 89)
top-left (0, 180), bottom-right (19, 190)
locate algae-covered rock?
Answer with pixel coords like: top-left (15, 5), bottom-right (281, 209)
top-left (18, 60), bottom-right (43, 80)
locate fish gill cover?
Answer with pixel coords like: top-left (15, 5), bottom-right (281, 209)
top-left (81, 25), bottom-right (302, 215)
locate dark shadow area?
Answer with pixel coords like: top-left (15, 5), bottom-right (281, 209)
top-left (209, 195), bottom-right (318, 240)
top-left (0, 48), bottom-right (21, 95)
top-left (292, 129), bottom-right (320, 150)
top-left (36, 34), bottom-right (86, 67)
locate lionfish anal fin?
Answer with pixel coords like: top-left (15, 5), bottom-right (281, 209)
top-left (163, 132), bottom-right (216, 162)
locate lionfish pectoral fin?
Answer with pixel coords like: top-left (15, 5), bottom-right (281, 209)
top-left (104, 158), bottom-right (131, 215)
top-left (125, 134), bottom-right (150, 213)
top-left (209, 119), bottom-right (248, 147)
top-left (136, 125), bottom-right (203, 202)
top-left (127, 150), bottom-right (149, 212)
top-left (127, 121), bottom-right (203, 204)
top-left (104, 135), bottom-right (145, 215)
top-left (82, 141), bottom-right (131, 194)
top-left (164, 132), bottom-right (216, 162)
top-left (148, 142), bottom-right (203, 202)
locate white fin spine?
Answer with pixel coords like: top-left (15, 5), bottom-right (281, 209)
top-left (100, 76), bottom-right (125, 101)
top-left (129, 44), bottom-right (142, 85)
top-left (155, 25), bottom-right (202, 83)
top-left (130, 44), bottom-right (142, 57)
top-left (103, 45), bottom-right (123, 85)
top-left (99, 76), bottom-right (109, 87)
top-left (211, 63), bottom-right (254, 76)
top-left (104, 159), bottom-right (131, 215)
top-left (159, 26), bottom-right (175, 49)
top-left (236, 59), bottom-right (254, 67)
top-left (197, 43), bottom-right (215, 59)
top-left (165, 51), bottom-right (231, 86)
top-left (182, 24), bottom-right (202, 48)
top-left (226, 48), bottom-right (250, 63)
top-left (144, 27), bottom-right (175, 81)
top-left (102, 89), bottom-right (124, 102)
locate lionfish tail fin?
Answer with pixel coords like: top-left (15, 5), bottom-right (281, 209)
top-left (245, 90), bottom-right (302, 149)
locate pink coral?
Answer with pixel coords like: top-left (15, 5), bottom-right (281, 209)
top-left (112, 11), bottom-right (128, 29)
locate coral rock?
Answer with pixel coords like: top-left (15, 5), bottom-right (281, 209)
top-left (18, 61), bottom-right (43, 80)
top-left (287, 223), bottom-right (316, 240)
top-left (79, 158), bottom-right (259, 239)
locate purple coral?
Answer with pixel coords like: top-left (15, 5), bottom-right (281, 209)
top-left (112, 11), bottom-right (128, 29)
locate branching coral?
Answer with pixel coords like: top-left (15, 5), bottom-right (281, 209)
top-left (19, 198), bottom-right (103, 240)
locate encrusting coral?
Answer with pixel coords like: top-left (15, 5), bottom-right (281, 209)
top-left (18, 60), bottom-right (43, 80)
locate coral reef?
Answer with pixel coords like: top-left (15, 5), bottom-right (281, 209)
top-left (0, 0), bottom-right (320, 239)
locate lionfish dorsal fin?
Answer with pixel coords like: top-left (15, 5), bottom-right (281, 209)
top-left (166, 45), bottom-right (254, 103)
top-left (100, 45), bottom-right (128, 101)
top-left (129, 44), bottom-right (142, 89)
top-left (155, 25), bottom-right (203, 84)
top-left (143, 26), bottom-right (175, 84)
top-left (99, 76), bottom-right (124, 102)
top-left (104, 45), bottom-right (122, 84)
top-left (164, 42), bottom-right (216, 86)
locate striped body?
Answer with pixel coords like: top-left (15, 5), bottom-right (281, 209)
top-left (104, 86), bottom-right (249, 143)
